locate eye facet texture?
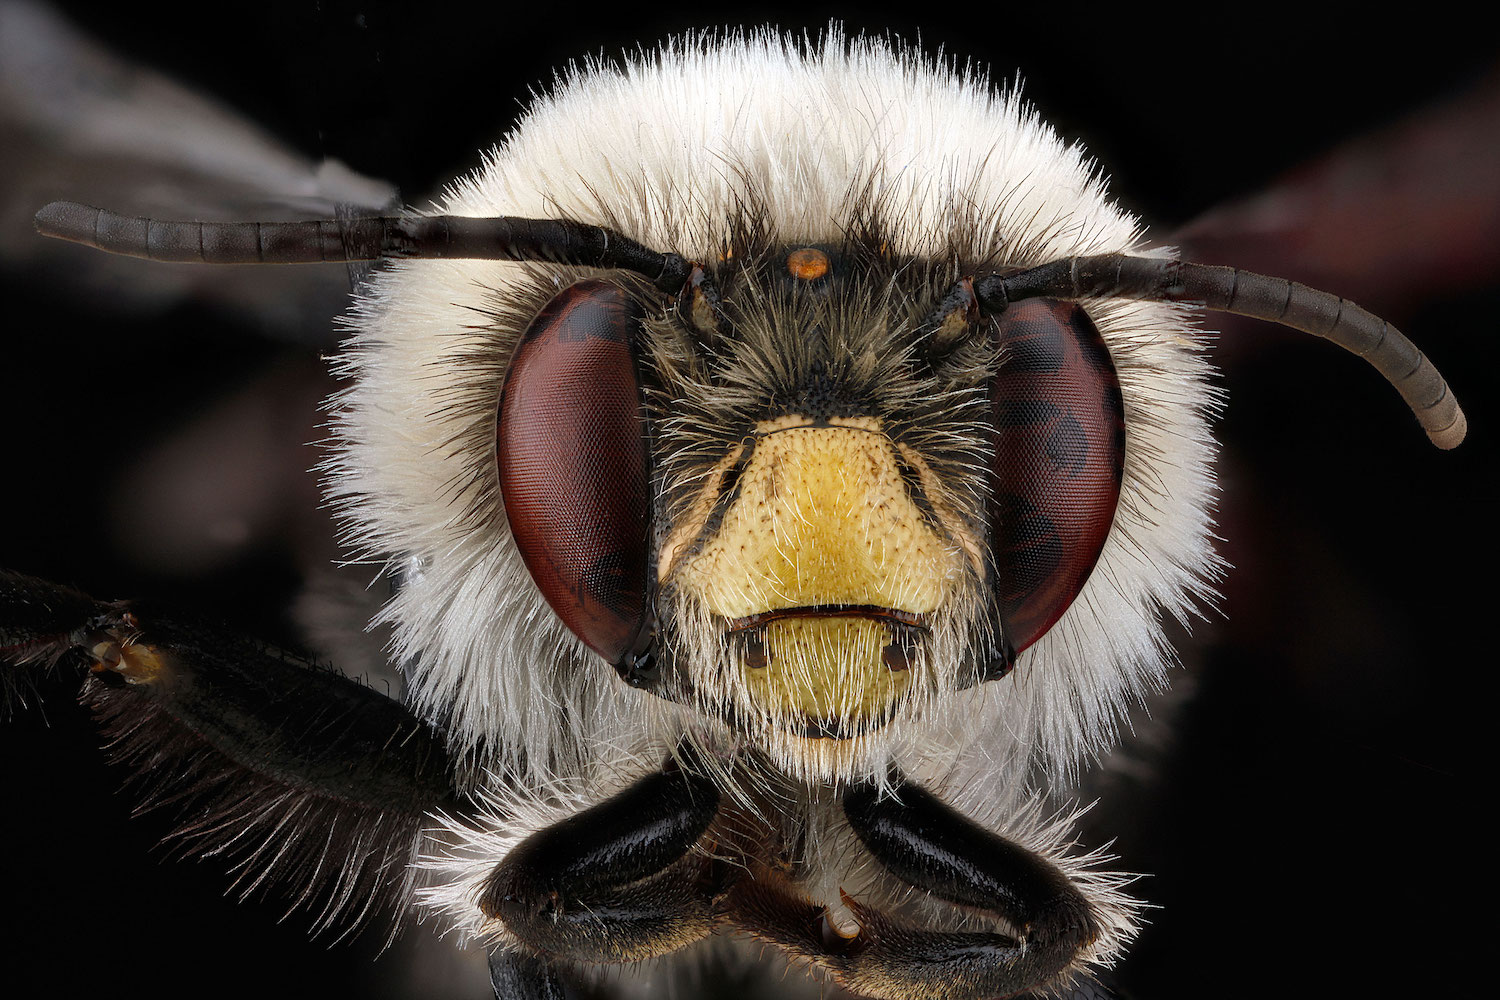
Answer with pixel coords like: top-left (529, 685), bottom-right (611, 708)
top-left (498, 280), bottom-right (651, 665)
top-left (990, 299), bottom-right (1126, 654)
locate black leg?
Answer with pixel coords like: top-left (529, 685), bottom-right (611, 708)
top-left (479, 753), bottom-right (723, 964)
top-left (1, 568), bottom-right (117, 673)
top-left (825, 771), bottom-right (1101, 1000)
top-left (488, 948), bottom-right (582, 1000)
top-left (1, 569), bottom-right (459, 933)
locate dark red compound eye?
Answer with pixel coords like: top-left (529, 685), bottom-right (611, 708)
top-left (990, 298), bottom-right (1125, 656)
top-left (497, 280), bottom-right (652, 666)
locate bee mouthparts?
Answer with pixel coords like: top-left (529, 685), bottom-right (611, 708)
top-left (725, 605), bottom-right (927, 632)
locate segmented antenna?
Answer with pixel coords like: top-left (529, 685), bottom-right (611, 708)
top-left (975, 256), bottom-right (1467, 450)
top-left (34, 201), bottom-right (1465, 449)
top-left (33, 201), bottom-right (691, 291)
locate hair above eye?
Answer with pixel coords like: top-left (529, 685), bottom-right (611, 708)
top-left (497, 280), bottom-right (653, 667)
top-left (988, 299), bottom-right (1126, 655)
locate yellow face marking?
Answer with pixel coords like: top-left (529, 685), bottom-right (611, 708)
top-left (741, 617), bottom-right (911, 729)
top-left (894, 441), bottom-right (985, 575)
top-left (667, 416), bottom-right (957, 617)
top-left (664, 415), bottom-right (971, 736)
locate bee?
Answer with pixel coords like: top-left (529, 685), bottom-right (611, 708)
top-left (3, 9), bottom-right (1486, 1000)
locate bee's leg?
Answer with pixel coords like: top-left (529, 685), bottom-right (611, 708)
top-left (0, 567), bottom-right (116, 674)
top-left (479, 752), bottom-right (724, 966)
top-left (826, 772), bottom-right (1101, 1000)
top-left (1, 569), bottom-right (456, 930)
top-left (488, 949), bottom-right (581, 1000)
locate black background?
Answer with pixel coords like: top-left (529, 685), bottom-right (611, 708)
top-left (2, 2), bottom-right (1493, 998)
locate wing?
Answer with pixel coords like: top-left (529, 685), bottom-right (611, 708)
top-left (0, 4), bottom-right (472, 996)
top-left (0, 0), bottom-right (398, 342)
top-left (1173, 69), bottom-right (1500, 315)
top-left (1090, 56), bottom-right (1494, 1000)
top-left (0, 0), bottom-right (408, 641)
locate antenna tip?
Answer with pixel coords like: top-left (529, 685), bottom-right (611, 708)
top-left (34, 201), bottom-right (98, 242)
top-left (1427, 406), bottom-right (1468, 450)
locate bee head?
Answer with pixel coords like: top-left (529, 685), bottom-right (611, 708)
top-left (496, 221), bottom-right (1127, 779)
top-left (37, 158), bottom-right (1460, 783)
top-left (645, 237), bottom-right (990, 774)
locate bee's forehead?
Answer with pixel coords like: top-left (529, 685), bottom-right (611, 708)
top-left (713, 242), bottom-right (895, 297)
top-left (767, 244), bottom-right (839, 286)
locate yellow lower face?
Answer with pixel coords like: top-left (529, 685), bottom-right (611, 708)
top-left (664, 415), bottom-right (958, 616)
top-left (740, 617), bottom-right (912, 736)
top-left (662, 415), bottom-right (972, 737)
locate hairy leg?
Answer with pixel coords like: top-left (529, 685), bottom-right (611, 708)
top-left (480, 751), bottom-right (724, 965)
top-left (2, 568), bottom-right (458, 932)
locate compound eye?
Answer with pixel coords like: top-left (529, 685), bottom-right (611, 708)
top-left (498, 280), bottom-right (651, 665)
top-left (990, 299), bottom-right (1125, 655)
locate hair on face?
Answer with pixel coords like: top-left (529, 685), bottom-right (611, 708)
top-left (320, 33), bottom-right (1219, 959)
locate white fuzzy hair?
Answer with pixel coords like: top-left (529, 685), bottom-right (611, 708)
top-left (325, 28), bottom-right (1219, 970)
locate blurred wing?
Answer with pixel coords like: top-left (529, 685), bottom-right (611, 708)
top-left (1173, 65), bottom-right (1500, 318)
top-left (1124, 60), bottom-right (1496, 1000)
top-left (0, 0), bottom-right (398, 341)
